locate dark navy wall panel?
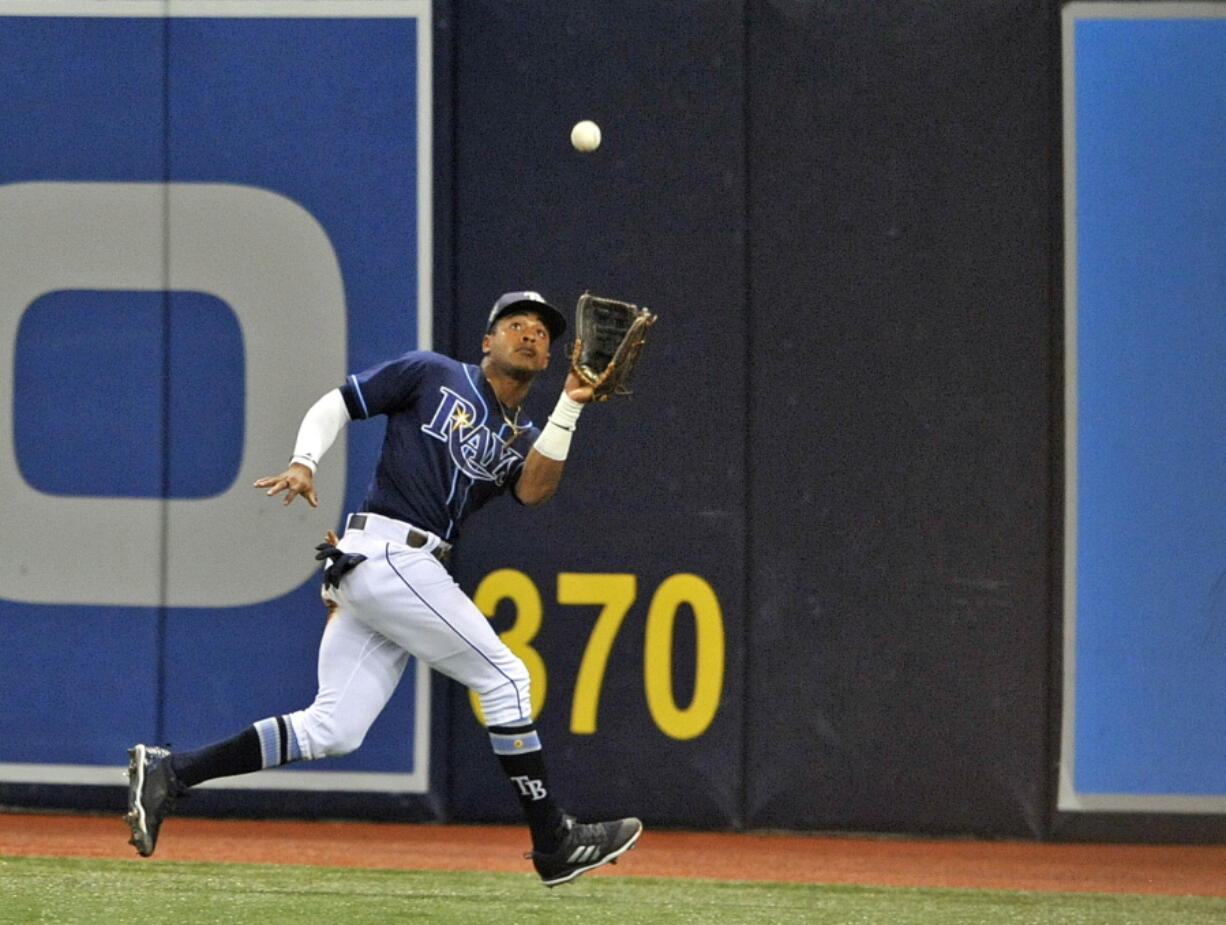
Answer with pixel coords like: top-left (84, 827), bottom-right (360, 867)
top-left (446, 0), bottom-right (748, 828)
top-left (743, 0), bottom-right (1055, 836)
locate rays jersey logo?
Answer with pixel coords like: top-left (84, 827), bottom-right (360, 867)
top-left (420, 387), bottom-right (523, 485)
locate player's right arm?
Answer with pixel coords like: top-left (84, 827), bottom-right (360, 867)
top-left (254, 388), bottom-right (351, 507)
top-left (515, 371), bottom-right (595, 506)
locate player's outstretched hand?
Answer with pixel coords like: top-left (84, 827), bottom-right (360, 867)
top-left (564, 369), bottom-right (595, 404)
top-left (254, 462), bottom-right (318, 507)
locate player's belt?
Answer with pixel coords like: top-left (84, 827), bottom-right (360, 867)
top-left (346, 513), bottom-right (452, 565)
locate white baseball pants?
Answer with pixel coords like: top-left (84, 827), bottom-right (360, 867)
top-left (285, 512), bottom-right (532, 761)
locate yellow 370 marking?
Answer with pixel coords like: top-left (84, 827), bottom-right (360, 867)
top-left (559, 573), bottom-right (637, 734)
top-left (644, 573), bottom-right (726, 740)
top-left (470, 569), bottom-right (725, 740)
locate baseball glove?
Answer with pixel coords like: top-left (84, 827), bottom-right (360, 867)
top-left (569, 292), bottom-right (658, 401)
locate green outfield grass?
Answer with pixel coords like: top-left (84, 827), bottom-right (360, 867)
top-left (1, 855), bottom-right (1223, 925)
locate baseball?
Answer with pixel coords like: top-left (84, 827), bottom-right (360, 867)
top-left (570, 119), bottom-right (601, 153)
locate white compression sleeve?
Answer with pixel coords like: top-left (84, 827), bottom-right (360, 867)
top-left (532, 392), bottom-right (585, 461)
top-left (290, 389), bottom-right (350, 473)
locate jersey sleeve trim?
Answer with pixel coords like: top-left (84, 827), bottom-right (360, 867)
top-left (341, 373), bottom-right (370, 420)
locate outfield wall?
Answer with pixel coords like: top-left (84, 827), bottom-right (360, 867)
top-left (1, 0), bottom-right (1223, 843)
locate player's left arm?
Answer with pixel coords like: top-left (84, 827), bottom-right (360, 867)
top-left (254, 388), bottom-right (351, 507)
top-left (514, 371), bottom-right (593, 507)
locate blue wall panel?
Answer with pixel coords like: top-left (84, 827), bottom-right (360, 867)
top-left (160, 12), bottom-right (426, 785)
top-left (1063, 7), bottom-right (1226, 813)
top-left (0, 6), bottom-right (432, 802)
top-left (0, 13), bottom-right (165, 769)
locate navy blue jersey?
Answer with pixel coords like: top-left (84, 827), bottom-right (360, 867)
top-left (339, 351), bottom-right (540, 541)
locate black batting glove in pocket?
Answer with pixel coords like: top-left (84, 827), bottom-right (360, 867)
top-left (314, 543), bottom-right (367, 590)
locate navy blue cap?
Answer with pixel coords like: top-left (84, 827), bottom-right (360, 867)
top-left (486, 291), bottom-right (567, 341)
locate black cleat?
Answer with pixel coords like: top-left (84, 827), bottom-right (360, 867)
top-left (124, 744), bottom-right (185, 857)
top-left (528, 815), bottom-right (643, 887)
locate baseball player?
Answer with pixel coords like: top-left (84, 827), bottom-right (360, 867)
top-left (124, 291), bottom-right (642, 886)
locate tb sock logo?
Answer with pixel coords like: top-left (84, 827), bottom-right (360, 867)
top-left (511, 775), bottom-right (548, 801)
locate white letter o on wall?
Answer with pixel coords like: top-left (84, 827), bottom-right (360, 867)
top-left (0, 182), bottom-right (347, 607)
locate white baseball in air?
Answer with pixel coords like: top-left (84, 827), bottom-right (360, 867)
top-left (570, 119), bottom-right (601, 153)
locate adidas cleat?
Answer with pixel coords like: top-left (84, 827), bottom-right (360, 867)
top-left (528, 815), bottom-right (643, 887)
top-left (124, 744), bottom-right (185, 857)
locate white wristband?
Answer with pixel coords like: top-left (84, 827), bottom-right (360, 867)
top-left (532, 393), bottom-right (585, 461)
top-left (290, 454), bottom-right (318, 474)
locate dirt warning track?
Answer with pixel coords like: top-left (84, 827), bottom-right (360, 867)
top-left (2, 813), bottom-right (1224, 897)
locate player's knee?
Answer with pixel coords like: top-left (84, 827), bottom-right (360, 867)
top-left (477, 659), bottom-right (533, 728)
top-left (297, 708), bottom-right (367, 758)
top-left (315, 716), bottom-right (367, 757)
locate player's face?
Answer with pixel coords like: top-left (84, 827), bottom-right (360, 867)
top-left (483, 311), bottom-right (552, 376)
